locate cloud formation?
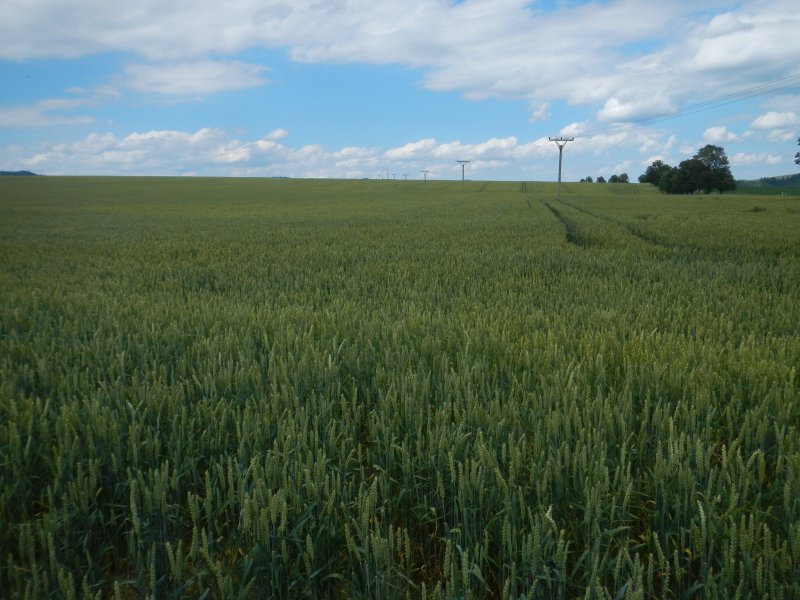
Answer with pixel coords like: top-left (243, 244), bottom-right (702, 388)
top-left (703, 126), bottom-right (740, 143)
top-left (730, 152), bottom-right (783, 166)
top-left (749, 111), bottom-right (799, 143)
top-left (124, 61), bottom-right (268, 96)
top-left (750, 111), bottom-right (800, 130)
top-left (1, 1), bottom-right (796, 179)
top-left (0, 87), bottom-right (118, 128)
top-left (7, 125), bottom-right (682, 179)
top-left (0, 102), bottom-right (94, 128)
top-left (2, 0), bottom-right (797, 114)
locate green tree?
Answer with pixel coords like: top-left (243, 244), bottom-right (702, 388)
top-left (674, 159), bottom-right (706, 194)
top-left (596, 175), bottom-right (606, 183)
top-left (693, 144), bottom-right (736, 193)
top-left (658, 167), bottom-right (676, 193)
top-left (657, 160), bottom-right (705, 194)
top-left (619, 173), bottom-right (629, 183)
top-left (608, 174), bottom-right (620, 183)
top-left (639, 160), bottom-right (672, 185)
top-left (795, 137), bottom-right (799, 168)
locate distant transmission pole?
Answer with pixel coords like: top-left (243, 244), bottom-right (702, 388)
top-left (548, 137), bottom-right (574, 199)
top-left (457, 160), bottom-right (470, 192)
top-left (403, 174), bottom-right (408, 187)
top-left (421, 170), bottom-right (429, 182)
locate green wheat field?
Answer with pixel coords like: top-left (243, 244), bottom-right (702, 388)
top-left (1, 177), bottom-right (799, 599)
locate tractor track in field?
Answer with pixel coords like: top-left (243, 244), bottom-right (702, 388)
top-left (542, 201), bottom-right (588, 247)
top-left (556, 199), bottom-right (673, 250)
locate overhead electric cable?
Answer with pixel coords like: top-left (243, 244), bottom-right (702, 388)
top-left (573, 72), bottom-right (800, 139)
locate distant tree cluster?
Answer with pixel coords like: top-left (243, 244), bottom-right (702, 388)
top-left (580, 173), bottom-right (628, 183)
top-left (795, 137), bottom-right (799, 168)
top-left (639, 145), bottom-right (735, 194)
top-left (0, 170), bottom-right (39, 177)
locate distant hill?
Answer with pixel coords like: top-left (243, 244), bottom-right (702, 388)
top-left (735, 173), bottom-right (800, 195)
top-left (0, 170), bottom-right (40, 176)
top-left (737, 173), bottom-right (800, 188)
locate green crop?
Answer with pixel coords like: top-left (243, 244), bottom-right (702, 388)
top-left (1, 176), bottom-right (798, 598)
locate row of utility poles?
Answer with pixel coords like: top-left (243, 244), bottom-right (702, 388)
top-left (377, 170), bottom-right (429, 188)
top-left (378, 170), bottom-right (430, 181)
top-left (378, 139), bottom-right (573, 193)
top-left (377, 164), bottom-right (465, 188)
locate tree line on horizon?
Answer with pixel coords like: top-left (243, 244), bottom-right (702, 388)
top-left (638, 144), bottom-right (736, 194)
top-left (579, 173), bottom-right (630, 184)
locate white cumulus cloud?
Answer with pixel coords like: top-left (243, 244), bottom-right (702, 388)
top-left (597, 95), bottom-right (674, 123)
top-left (703, 126), bottom-right (740, 143)
top-left (529, 102), bottom-right (550, 123)
top-left (750, 111), bottom-right (800, 129)
top-left (4, 121), bottom-right (785, 180)
top-left (2, 0), bottom-right (798, 122)
top-left (384, 139), bottom-right (438, 160)
top-left (125, 60), bottom-right (268, 96)
top-left (730, 152), bottom-right (783, 166)
top-left (266, 128), bottom-right (288, 140)
top-left (748, 112), bottom-right (799, 144)
top-left (0, 103), bottom-right (94, 127)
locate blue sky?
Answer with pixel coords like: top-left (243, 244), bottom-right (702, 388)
top-left (1, 0), bottom-right (798, 181)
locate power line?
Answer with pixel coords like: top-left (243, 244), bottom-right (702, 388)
top-left (576, 72), bottom-right (800, 138)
